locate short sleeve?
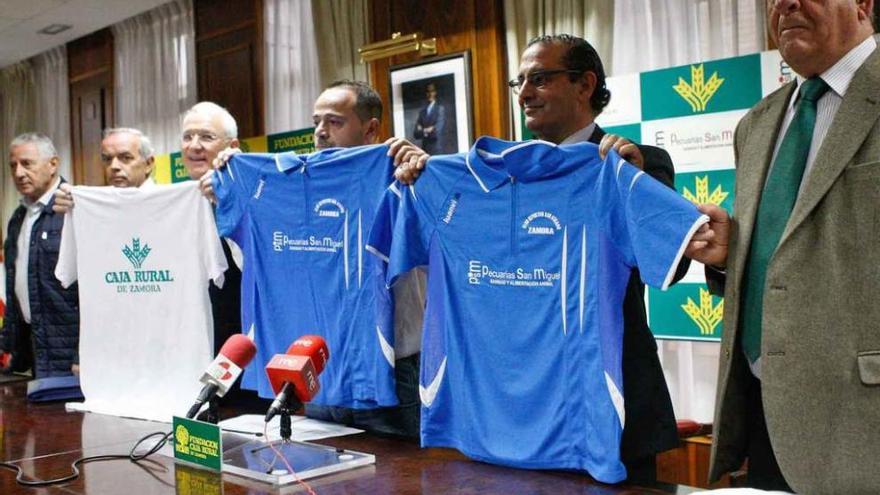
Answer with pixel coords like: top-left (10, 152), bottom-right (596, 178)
top-left (365, 182), bottom-right (403, 266)
top-left (606, 151), bottom-right (708, 289)
top-left (381, 183), bottom-right (434, 288)
top-left (195, 187), bottom-right (228, 288)
top-left (213, 154), bottom-right (262, 237)
top-left (54, 210), bottom-right (78, 288)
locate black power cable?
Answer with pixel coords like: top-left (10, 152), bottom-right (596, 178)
top-left (0, 429), bottom-right (172, 487)
top-left (0, 421), bottom-right (264, 487)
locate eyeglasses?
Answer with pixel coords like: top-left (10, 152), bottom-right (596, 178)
top-left (508, 69), bottom-right (583, 94)
top-left (182, 131), bottom-right (221, 145)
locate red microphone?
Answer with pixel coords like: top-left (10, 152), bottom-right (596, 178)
top-left (187, 334), bottom-right (257, 419)
top-left (264, 335), bottom-right (329, 422)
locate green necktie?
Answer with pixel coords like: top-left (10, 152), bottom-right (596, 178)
top-left (740, 77), bottom-right (830, 364)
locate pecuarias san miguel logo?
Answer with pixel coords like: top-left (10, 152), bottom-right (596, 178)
top-left (314, 198), bottom-right (345, 218)
top-left (106, 237), bottom-right (175, 293)
top-left (522, 211), bottom-right (561, 235)
top-left (467, 260), bottom-right (560, 287)
top-left (673, 64), bottom-right (724, 113)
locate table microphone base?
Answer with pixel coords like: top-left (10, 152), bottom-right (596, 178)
top-left (220, 436), bottom-right (375, 486)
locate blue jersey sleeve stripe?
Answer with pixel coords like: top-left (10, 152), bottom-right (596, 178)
top-left (419, 356), bottom-right (447, 407)
top-left (357, 211), bottom-right (364, 288)
top-left (628, 170), bottom-right (645, 191)
top-left (659, 214), bottom-right (709, 290)
top-left (560, 225), bottom-right (568, 335)
top-left (388, 182), bottom-right (402, 198)
top-left (375, 325), bottom-right (395, 367)
top-left (604, 371), bottom-right (626, 428)
top-left (614, 157), bottom-right (626, 179)
top-left (343, 210), bottom-right (350, 290)
top-left (365, 244), bottom-right (390, 263)
top-left (579, 225), bottom-right (587, 333)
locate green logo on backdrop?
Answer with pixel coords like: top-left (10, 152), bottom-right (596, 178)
top-left (269, 128), bottom-right (315, 154)
top-left (173, 416), bottom-right (223, 471)
top-left (680, 288), bottom-right (724, 337)
top-left (641, 54), bottom-right (762, 121)
top-left (676, 169), bottom-right (736, 213)
top-left (673, 64), bottom-right (724, 113)
top-left (648, 283), bottom-right (725, 341)
top-left (170, 152), bottom-right (190, 183)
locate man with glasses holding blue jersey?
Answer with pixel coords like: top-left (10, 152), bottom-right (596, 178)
top-left (397, 34), bottom-right (687, 484)
top-left (515, 34), bottom-right (685, 486)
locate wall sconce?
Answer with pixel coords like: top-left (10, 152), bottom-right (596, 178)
top-left (358, 32), bottom-right (437, 63)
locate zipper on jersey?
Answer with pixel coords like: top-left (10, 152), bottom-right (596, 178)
top-left (510, 176), bottom-right (518, 254)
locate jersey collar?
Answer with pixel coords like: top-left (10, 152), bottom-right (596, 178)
top-left (274, 152), bottom-right (306, 173)
top-left (466, 136), bottom-right (565, 193)
top-left (275, 144), bottom-right (389, 173)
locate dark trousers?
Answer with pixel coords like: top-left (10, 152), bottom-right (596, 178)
top-left (746, 373), bottom-right (793, 492)
top-left (9, 321), bottom-right (33, 374)
top-left (624, 454), bottom-right (657, 485)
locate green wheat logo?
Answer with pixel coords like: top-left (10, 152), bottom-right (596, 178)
top-left (673, 64), bottom-right (724, 112)
top-left (681, 288), bottom-right (724, 336)
top-left (682, 175), bottom-right (729, 206)
top-left (122, 238), bottom-right (151, 269)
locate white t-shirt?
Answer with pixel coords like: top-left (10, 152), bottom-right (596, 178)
top-left (56, 181), bottom-right (227, 422)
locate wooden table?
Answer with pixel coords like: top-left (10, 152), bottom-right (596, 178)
top-left (0, 381), bottom-right (700, 494)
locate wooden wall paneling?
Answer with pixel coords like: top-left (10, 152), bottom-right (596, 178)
top-left (194, 0), bottom-right (265, 139)
top-left (368, 0), bottom-right (509, 142)
top-left (67, 29), bottom-right (113, 186)
top-left (70, 77), bottom-right (112, 186)
top-left (656, 435), bottom-right (738, 489)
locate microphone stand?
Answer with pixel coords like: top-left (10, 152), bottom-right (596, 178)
top-left (199, 396), bottom-right (221, 425)
top-left (279, 409), bottom-right (292, 441)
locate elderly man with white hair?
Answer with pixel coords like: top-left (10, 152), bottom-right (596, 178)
top-left (54, 106), bottom-right (245, 363)
top-left (1, 133), bottom-right (79, 378)
top-left (100, 127), bottom-right (156, 188)
top-left (178, 102), bottom-right (248, 367)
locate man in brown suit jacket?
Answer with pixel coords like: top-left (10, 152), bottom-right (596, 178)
top-left (687, 0), bottom-right (880, 492)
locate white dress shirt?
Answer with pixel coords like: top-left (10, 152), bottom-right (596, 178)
top-left (770, 36), bottom-right (877, 193)
top-left (559, 122), bottom-right (597, 146)
top-left (14, 177), bottom-right (61, 323)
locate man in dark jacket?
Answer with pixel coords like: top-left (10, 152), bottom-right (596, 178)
top-left (512, 33), bottom-right (684, 485)
top-left (1, 133), bottom-right (79, 377)
top-left (413, 82), bottom-right (448, 154)
top-left (395, 34), bottom-right (685, 484)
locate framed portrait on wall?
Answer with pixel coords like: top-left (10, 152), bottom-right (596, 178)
top-left (389, 51), bottom-right (472, 154)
